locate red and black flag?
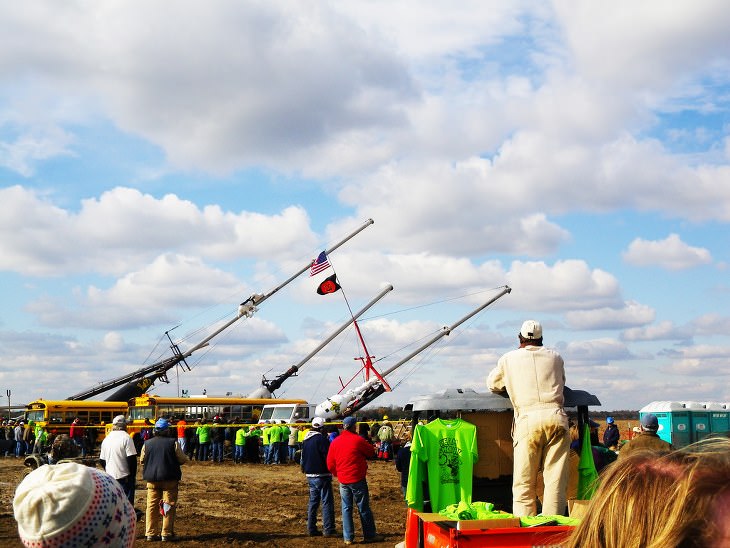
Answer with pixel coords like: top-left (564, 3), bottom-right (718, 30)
top-left (317, 273), bottom-right (341, 295)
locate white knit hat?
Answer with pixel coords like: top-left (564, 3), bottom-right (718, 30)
top-left (13, 462), bottom-right (136, 548)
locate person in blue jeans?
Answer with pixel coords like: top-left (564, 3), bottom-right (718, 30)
top-left (300, 417), bottom-right (336, 537)
top-left (327, 415), bottom-right (385, 545)
top-left (339, 479), bottom-right (377, 543)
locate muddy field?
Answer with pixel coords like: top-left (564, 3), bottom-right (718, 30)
top-left (0, 457), bottom-right (407, 547)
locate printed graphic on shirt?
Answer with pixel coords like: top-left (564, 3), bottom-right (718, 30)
top-left (438, 437), bottom-right (461, 484)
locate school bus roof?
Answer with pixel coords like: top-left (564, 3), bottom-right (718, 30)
top-left (131, 395), bottom-right (308, 405)
top-left (26, 400), bottom-right (128, 409)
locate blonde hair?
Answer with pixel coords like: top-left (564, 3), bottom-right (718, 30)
top-left (565, 437), bottom-right (730, 548)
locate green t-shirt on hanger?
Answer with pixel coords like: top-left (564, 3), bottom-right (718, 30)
top-left (406, 418), bottom-right (478, 512)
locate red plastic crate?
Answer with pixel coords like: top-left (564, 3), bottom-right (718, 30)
top-left (405, 509), bottom-right (574, 548)
top-left (426, 521), bottom-right (572, 547)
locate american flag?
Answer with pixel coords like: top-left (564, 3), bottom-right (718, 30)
top-left (309, 251), bottom-right (331, 276)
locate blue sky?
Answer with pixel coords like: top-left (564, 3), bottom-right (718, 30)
top-left (1, 1), bottom-right (729, 413)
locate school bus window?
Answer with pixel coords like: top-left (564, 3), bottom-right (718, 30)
top-left (159, 405), bottom-right (178, 418)
top-left (49, 412), bottom-right (65, 423)
top-left (26, 410), bottom-right (45, 422)
top-left (101, 412), bottom-right (113, 424)
top-left (129, 406), bottom-right (154, 421)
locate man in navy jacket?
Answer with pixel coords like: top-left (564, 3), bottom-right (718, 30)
top-left (301, 417), bottom-right (336, 537)
top-left (602, 417), bottom-right (620, 449)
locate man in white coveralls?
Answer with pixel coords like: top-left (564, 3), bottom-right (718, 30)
top-left (487, 320), bottom-right (570, 517)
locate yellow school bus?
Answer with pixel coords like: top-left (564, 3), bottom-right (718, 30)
top-left (24, 399), bottom-right (128, 445)
top-left (123, 394), bottom-right (309, 434)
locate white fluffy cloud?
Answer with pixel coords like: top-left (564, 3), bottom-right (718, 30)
top-left (565, 301), bottom-right (655, 330)
top-left (659, 344), bottom-right (730, 377)
top-left (505, 260), bottom-right (621, 311)
top-left (564, 338), bottom-right (634, 365)
top-left (554, 0), bottom-right (730, 92)
top-left (0, 186), bottom-right (316, 276)
top-left (623, 233), bottom-right (712, 270)
top-left (26, 253), bottom-right (246, 329)
top-left (0, 2), bottom-right (419, 175)
top-left (621, 321), bottom-right (692, 342)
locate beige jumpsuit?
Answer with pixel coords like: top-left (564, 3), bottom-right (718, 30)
top-left (487, 344), bottom-right (570, 517)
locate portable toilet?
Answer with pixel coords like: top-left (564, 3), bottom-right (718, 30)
top-left (705, 402), bottom-right (730, 438)
top-left (683, 401), bottom-right (710, 443)
top-left (640, 401), bottom-right (690, 447)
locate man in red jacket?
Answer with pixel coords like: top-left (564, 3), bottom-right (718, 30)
top-left (327, 416), bottom-right (385, 545)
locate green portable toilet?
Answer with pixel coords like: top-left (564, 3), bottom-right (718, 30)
top-left (640, 401), bottom-right (689, 447)
top-left (684, 401), bottom-right (710, 443)
top-left (706, 402), bottom-right (730, 438)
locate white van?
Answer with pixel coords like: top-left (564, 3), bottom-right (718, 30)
top-left (258, 402), bottom-right (318, 423)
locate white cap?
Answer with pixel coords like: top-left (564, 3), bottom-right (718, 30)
top-left (312, 417), bottom-right (325, 428)
top-left (112, 415), bottom-right (126, 426)
top-left (520, 320), bottom-right (542, 339)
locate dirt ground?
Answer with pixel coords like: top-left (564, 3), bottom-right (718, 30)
top-left (0, 457), bottom-right (407, 547)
